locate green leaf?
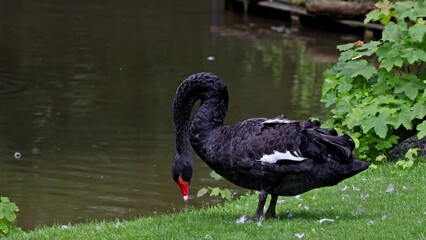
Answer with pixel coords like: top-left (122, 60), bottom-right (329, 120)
top-left (345, 108), bottom-right (364, 128)
top-left (364, 9), bottom-right (381, 24)
top-left (346, 60), bottom-right (377, 79)
top-left (209, 171), bottom-right (223, 181)
top-left (374, 95), bottom-right (400, 105)
top-left (394, 75), bottom-right (424, 100)
top-left (379, 59), bottom-right (394, 72)
top-left (401, 48), bottom-right (426, 64)
top-left (376, 42), bottom-right (392, 62)
top-left (405, 49), bottom-right (426, 64)
top-left (396, 159), bottom-right (414, 169)
top-left (196, 188), bottom-right (209, 197)
top-left (210, 188), bottom-right (221, 197)
top-left (0, 219), bottom-right (10, 235)
top-left (382, 22), bottom-right (402, 42)
top-left (321, 91), bottom-right (337, 107)
top-left (378, 48), bottom-right (404, 72)
top-left (417, 121), bottom-right (426, 139)
top-left (337, 77), bottom-right (353, 93)
top-left (395, 1), bottom-right (426, 22)
top-left (376, 135), bottom-right (399, 150)
top-left (338, 50), bottom-right (356, 62)
top-left (404, 148), bottom-right (418, 161)
top-left (363, 112), bottom-right (393, 138)
top-left (369, 163), bottom-right (378, 169)
top-left (355, 41), bottom-right (381, 57)
top-left (350, 134), bottom-right (360, 149)
top-left (220, 189), bottom-right (232, 200)
top-left (337, 43), bottom-right (355, 51)
top-left (363, 104), bottom-right (380, 118)
top-left (4, 211), bottom-right (16, 223)
top-left (414, 49), bottom-right (426, 62)
top-left (409, 22), bottom-right (426, 43)
top-left (411, 101), bottom-right (426, 119)
top-left (380, 14), bottom-right (392, 25)
top-left (396, 108), bottom-right (416, 129)
top-left (0, 196), bottom-right (19, 236)
top-left (376, 0), bottom-right (392, 15)
top-left (375, 154), bottom-right (387, 162)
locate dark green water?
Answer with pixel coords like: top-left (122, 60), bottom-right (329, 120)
top-left (0, 0), bottom-right (359, 230)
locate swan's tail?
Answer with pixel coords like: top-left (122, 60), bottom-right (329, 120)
top-left (301, 121), bottom-right (355, 163)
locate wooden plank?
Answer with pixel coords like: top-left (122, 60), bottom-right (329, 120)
top-left (338, 20), bottom-right (383, 30)
top-left (306, 0), bottom-right (375, 19)
top-left (230, 0), bottom-right (384, 31)
top-left (257, 1), bottom-right (309, 16)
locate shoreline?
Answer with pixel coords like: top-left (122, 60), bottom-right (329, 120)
top-left (7, 163), bottom-right (425, 239)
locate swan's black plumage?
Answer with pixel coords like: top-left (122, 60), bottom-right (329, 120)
top-left (172, 72), bottom-right (369, 220)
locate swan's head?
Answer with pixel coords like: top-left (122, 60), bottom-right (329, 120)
top-left (172, 153), bottom-right (193, 202)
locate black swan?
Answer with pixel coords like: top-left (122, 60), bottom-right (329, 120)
top-left (172, 72), bottom-right (369, 220)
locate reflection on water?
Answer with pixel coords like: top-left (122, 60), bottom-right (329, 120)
top-left (0, 0), bottom-right (358, 230)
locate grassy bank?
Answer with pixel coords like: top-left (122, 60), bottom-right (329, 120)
top-left (7, 163), bottom-right (426, 239)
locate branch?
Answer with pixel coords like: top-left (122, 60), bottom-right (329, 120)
top-left (416, 62), bottom-right (424, 76)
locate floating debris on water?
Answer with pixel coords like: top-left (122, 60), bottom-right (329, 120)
top-left (14, 152), bottom-right (22, 159)
top-left (207, 56), bottom-right (215, 61)
top-left (31, 147), bottom-right (40, 155)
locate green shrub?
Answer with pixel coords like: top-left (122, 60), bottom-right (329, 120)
top-left (0, 197), bottom-right (21, 236)
top-left (321, 0), bottom-right (426, 161)
top-left (395, 148), bottom-right (420, 169)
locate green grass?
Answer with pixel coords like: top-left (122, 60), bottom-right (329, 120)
top-left (7, 163), bottom-right (426, 240)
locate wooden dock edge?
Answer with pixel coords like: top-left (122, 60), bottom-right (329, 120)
top-left (225, 0), bottom-right (383, 35)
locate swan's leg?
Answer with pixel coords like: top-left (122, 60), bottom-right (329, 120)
top-left (265, 194), bottom-right (278, 219)
top-left (253, 190), bottom-right (267, 221)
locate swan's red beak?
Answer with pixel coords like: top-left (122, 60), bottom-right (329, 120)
top-left (177, 176), bottom-right (189, 202)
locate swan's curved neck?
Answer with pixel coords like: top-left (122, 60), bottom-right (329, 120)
top-left (173, 73), bottom-right (228, 155)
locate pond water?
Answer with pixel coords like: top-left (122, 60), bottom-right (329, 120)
top-left (0, 0), bottom-right (361, 230)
